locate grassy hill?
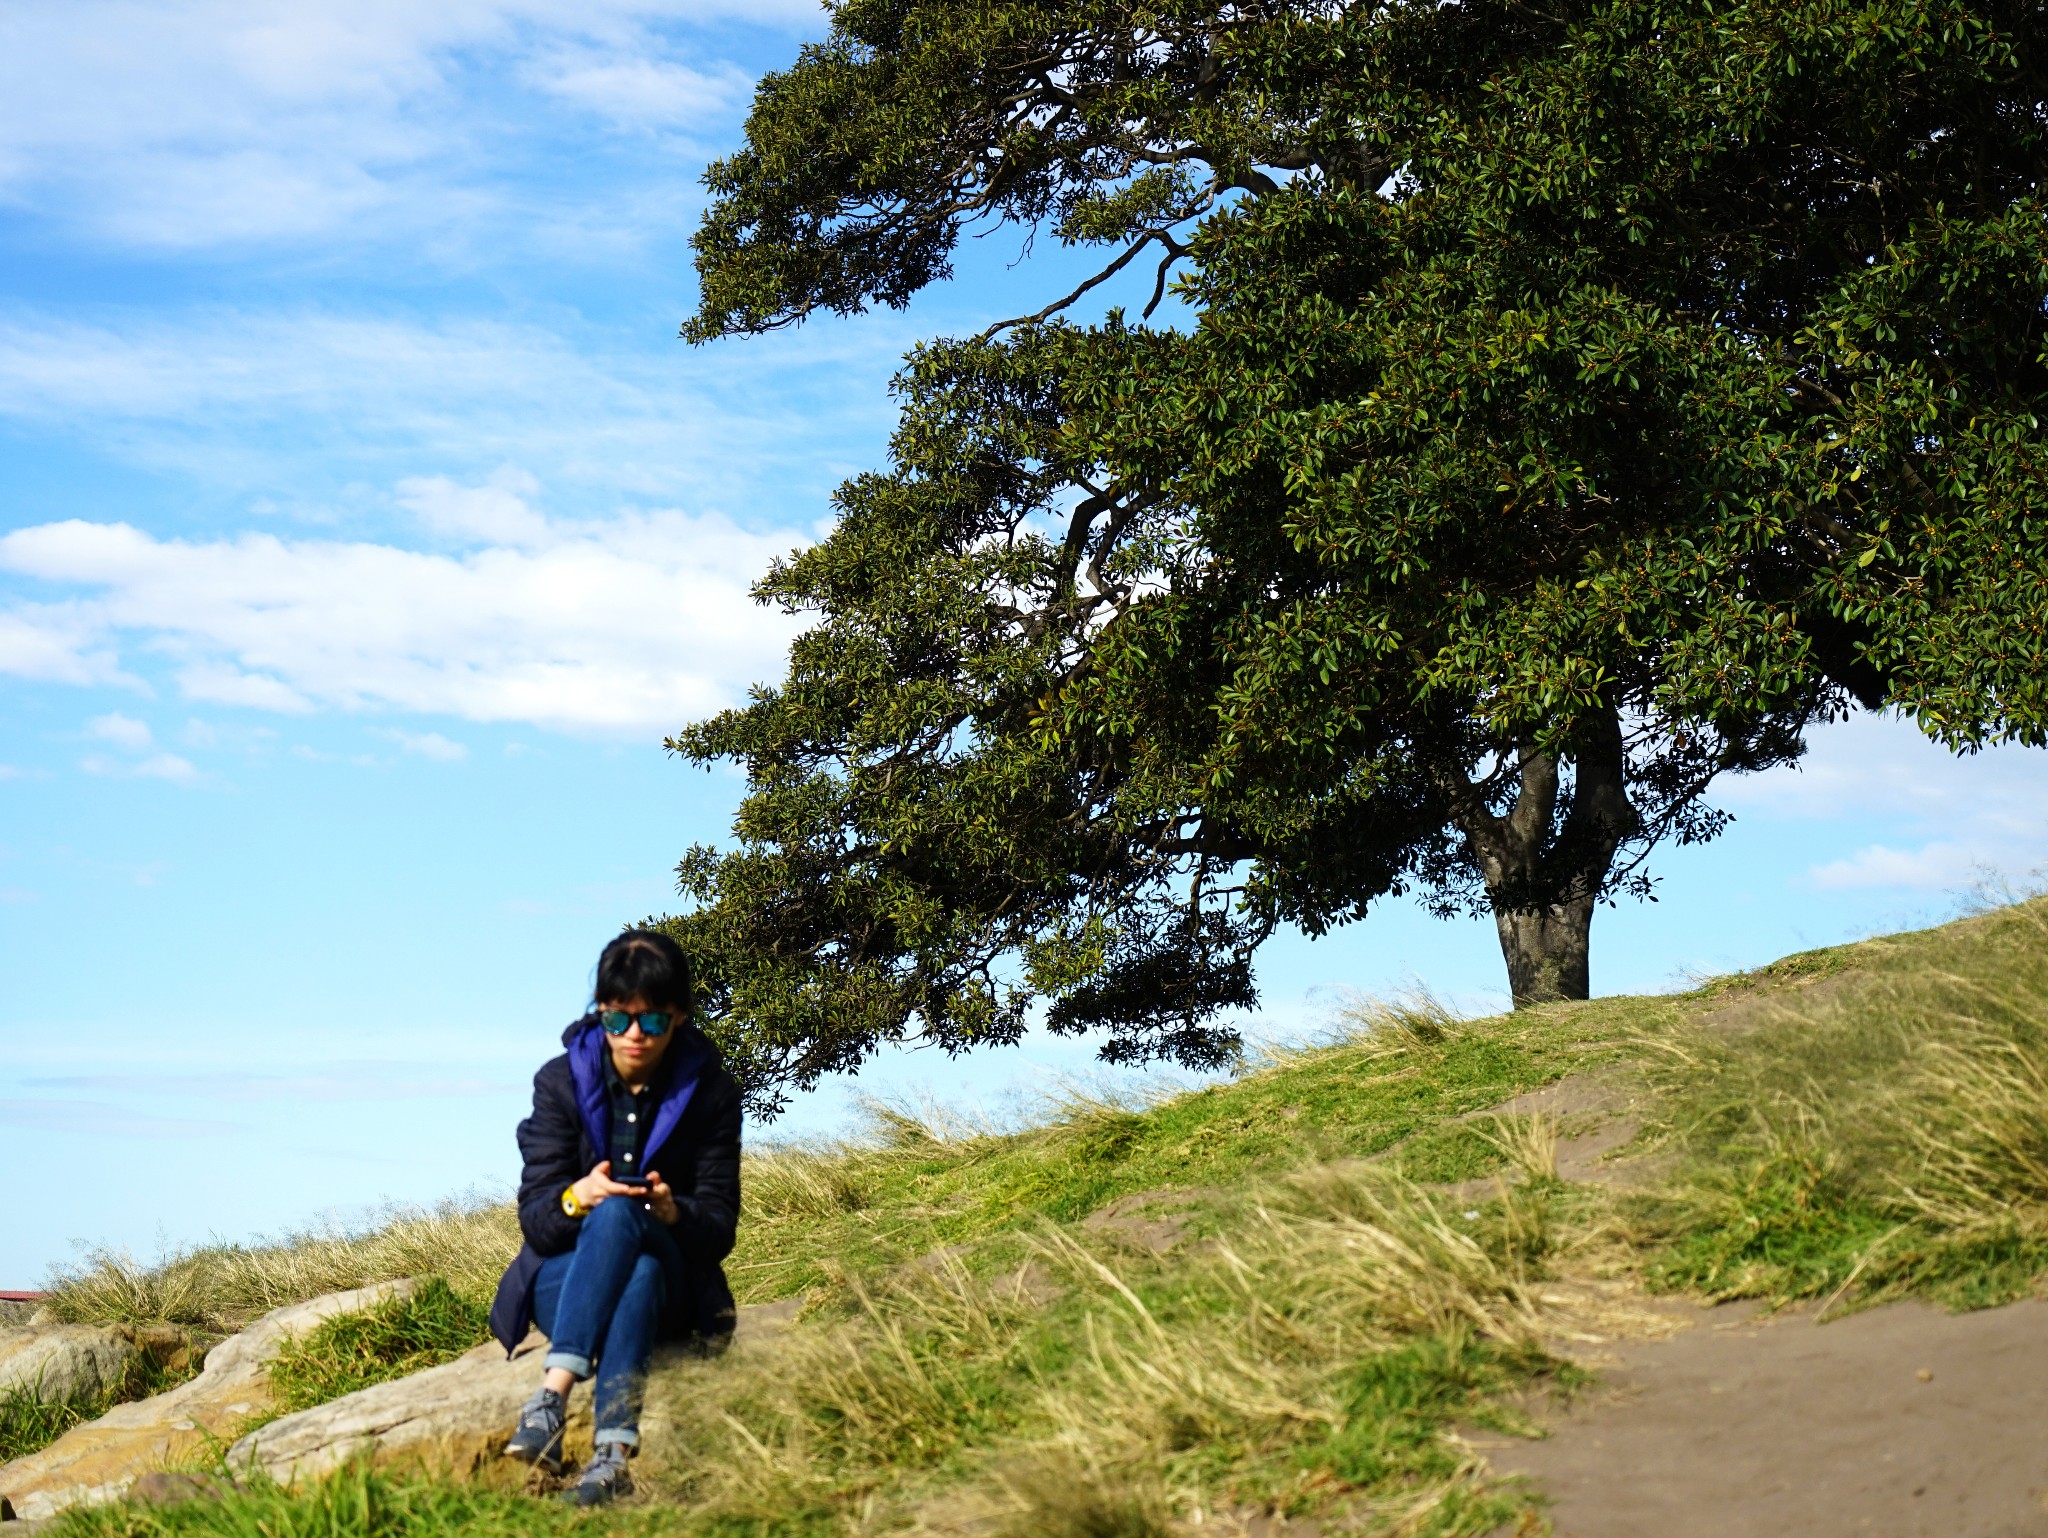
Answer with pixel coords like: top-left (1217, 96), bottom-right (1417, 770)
top-left (26, 896), bottom-right (2048, 1537)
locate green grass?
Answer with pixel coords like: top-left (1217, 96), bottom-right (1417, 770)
top-left (49, 1464), bottom-right (663, 1538)
top-left (635, 1158), bottom-right (1570, 1537)
top-left (1, 1352), bottom-right (194, 1464)
top-left (268, 1279), bottom-right (492, 1415)
top-left (33, 897), bottom-right (2048, 1535)
top-left (0, 1383), bottom-right (99, 1465)
top-left (726, 991), bottom-right (1649, 1306)
top-left (1630, 896), bottom-right (2048, 1311)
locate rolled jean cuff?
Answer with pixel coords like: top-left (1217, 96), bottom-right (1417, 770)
top-left (593, 1427), bottom-right (639, 1450)
top-left (543, 1350), bottom-right (592, 1379)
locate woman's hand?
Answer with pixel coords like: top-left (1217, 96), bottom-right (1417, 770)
top-left (645, 1171), bottom-right (681, 1225)
top-left (569, 1160), bottom-right (640, 1212)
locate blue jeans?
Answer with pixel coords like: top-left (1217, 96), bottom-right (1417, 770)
top-left (531, 1196), bottom-right (680, 1449)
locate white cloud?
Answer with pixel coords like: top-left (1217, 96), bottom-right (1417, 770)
top-left (0, 0), bottom-right (824, 249)
top-left (87, 712), bottom-right (154, 751)
top-left (0, 606), bottom-right (129, 687)
top-left (0, 306), bottom-right (904, 511)
top-left (1710, 714), bottom-right (2048, 893)
top-left (78, 710), bottom-right (205, 782)
top-left (1714, 712), bottom-right (2048, 826)
top-left (398, 468), bottom-right (552, 547)
top-left (384, 729), bottom-right (469, 762)
top-left (0, 478), bottom-right (805, 736)
top-left (176, 664), bottom-right (314, 713)
top-left (0, 310), bottom-right (598, 426)
top-left (80, 751), bottom-right (202, 785)
top-left (527, 47), bottom-right (753, 131)
top-left (1809, 841), bottom-right (1986, 891)
top-left (136, 753), bottom-right (203, 783)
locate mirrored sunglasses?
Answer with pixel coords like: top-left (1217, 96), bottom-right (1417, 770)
top-left (598, 1008), bottom-right (675, 1037)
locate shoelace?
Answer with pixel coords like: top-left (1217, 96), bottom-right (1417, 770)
top-left (521, 1391), bottom-right (562, 1427)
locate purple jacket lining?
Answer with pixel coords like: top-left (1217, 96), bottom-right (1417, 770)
top-left (565, 1017), bottom-right (706, 1173)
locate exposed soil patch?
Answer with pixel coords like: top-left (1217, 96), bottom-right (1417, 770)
top-left (1430, 1072), bottom-right (1660, 1205)
top-left (1552, 1120), bottom-right (1643, 1186)
top-left (1688, 965), bottom-right (1864, 1038)
top-left (1081, 1190), bottom-right (1204, 1256)
top-left (1478, 1296), bottom-right (2048, 1537)
top-left (1476, 1077), bottom-right (1628, 1125)
top-left (1227, 1510), bottom-right (1323, 1536)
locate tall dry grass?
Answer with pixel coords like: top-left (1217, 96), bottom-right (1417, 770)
top-left (1645, 896), bottom-right (2048, 1300)
top-left (642, 1159), bottom-right (1552, 1534)
top-left (46, 1096), bottom-right (1013, 1332)
top-left (28, 898), bottom-right (2048, 1533)
top-left (1328, 988), bottom-right (1465, 1049)
top-left (740, 1092), bottom-right (1006, 1229)
top-left (44, 1199), bottom-right (522, 1333)
top-left (47, 1097), bottom-right (1005, 1334)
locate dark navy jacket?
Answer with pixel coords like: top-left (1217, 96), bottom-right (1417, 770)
top-left (489, 1016), bottom-right (743, 1355)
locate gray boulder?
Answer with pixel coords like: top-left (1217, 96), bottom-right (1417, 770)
top-left (4, 1286), bottom-right (799, 1516)
top-left (229, 1297), bottom-right (805, 1485)
top-left (0, 1280), bottom-right (411, 1522)
top-left (228, 1330), bottom-right (563, 1482)
top-left (0, 1326), bottom-right (135, 1405)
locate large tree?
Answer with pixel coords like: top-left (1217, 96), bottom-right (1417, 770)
top-left (663, 0), bottom-right (2048, 1114)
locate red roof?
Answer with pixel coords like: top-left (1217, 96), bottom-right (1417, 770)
top-left (0, 1290), bottom-right (45, 1303)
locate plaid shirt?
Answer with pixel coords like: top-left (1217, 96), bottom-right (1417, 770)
top-left (601, 1048), bottom-right (662, 1178)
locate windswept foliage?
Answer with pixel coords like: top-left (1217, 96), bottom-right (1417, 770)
top-left (40, 905), bottom-right (2048, 1534)
top-left (44, 1202), bottom-right (520, 1336)
top-left (670, 0), bottom-right (2048, 1102)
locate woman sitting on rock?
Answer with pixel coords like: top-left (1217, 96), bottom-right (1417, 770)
top-left (490, 928), bottom-right (743, 1506)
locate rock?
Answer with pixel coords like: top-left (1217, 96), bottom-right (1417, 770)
top-left (0, 1322), bottom-right (188, 1407)
top-left (227, 1329), bottom-right (564, 1484)
top-left (128, 1470), bottom-right (229, 1508)
top-left (133, 1326), bottom-right (197, 1377)
top-left (3, 1288), bottom-right (794, 1513)
top-left (0, 1327), bottom-right (135, 1405)
top-left (228, 1299), bottom-right (803, 1486)
top-left (0, 1280), bottom-right (412, 1523)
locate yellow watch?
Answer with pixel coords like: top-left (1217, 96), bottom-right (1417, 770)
top-left (561, 1185), bottom-right (586, 1218)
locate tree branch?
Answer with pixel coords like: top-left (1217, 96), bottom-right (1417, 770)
top-left (972, 231), bottom-right (1161, 341)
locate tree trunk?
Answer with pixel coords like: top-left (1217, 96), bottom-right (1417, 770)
top-left (1494, 896), bottom-right (1594, 1005)
top-left (1449, 706), bottom-right (1637, 1008)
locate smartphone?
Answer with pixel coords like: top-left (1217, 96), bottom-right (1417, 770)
top-left (610, 1169), bottom-right (652, 1189)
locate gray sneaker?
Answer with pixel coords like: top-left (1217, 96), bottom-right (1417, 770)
top-left (503, 1386), bottom-right (566, 1474)
top-left (565, 1441), bottom-right (633, 1507)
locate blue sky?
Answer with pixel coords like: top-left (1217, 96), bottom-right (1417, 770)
top-left (2, 1), bottom-right (2044, 1286)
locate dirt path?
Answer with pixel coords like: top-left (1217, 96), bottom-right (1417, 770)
top-left (1478, 1296), bottom-right (2048, 1536)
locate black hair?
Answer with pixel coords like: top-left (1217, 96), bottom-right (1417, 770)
top-left (593, 929), bottom-right (695, 1018)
